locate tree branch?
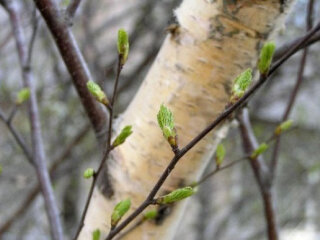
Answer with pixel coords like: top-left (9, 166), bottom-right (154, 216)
top-left (0, 1), bottom-right (64, 239)
top-left (33, 0), bottom-right (107, 143)
top-left (270, 0), bottom-right (315, 182)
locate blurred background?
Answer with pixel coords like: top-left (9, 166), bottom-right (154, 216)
top-left (0, 0), bottom-right (319, 239)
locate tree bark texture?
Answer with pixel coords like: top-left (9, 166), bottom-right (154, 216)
top-left (79, 0), bottom-right (295, 239)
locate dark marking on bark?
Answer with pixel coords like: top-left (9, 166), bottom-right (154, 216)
top-left (155, 205), bottom-right (172, 225)
top-left (97, 164), bottom-right (114, 198)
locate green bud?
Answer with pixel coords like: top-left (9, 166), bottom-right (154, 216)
top-left (143, 210), bottom-right (158, 220)
top-left (87, 81), bottom-right (109, 106)
top-left (215, 144), bottom-right (226, 167)
top-left (117, 29), bottom-right (129, 65)
top-left (156, 187), bottom-right (194, 204)
top-left (92, 229), bottom-right (101, 240)
top-left (16, 88), bottom-right (30, 104)
top-left (111, 198), bottom-right (131, 227)
top-left (0, 164), bottom-right (2, 176)
top-left (112, 125), bottom-right (133, 148)
top-left (231, 69), bottom-right (252, 102)
top-left (250, 143), bottom-right (269, 159)
top-left (157, 104), bottom-right (177, 147)
top-left (275, 120), bottom-right (293, 135)
top-left (83, 168), bottom-right (94, 179)
top-left (258, 42), bottom-right (276, 75)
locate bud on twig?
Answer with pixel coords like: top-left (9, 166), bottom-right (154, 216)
top-left (275, 120), bottom-right (293, 136)
top-left (143, 209), bottom-right (158, 220)
top-left (112, 125), bottom-right (133, 148)
top-left (87, 81), bottom-right (109, 106)
top-left (230, 69), bottom-right (252, 103)
top-left (83, 168), bottom-right (94, 179)
top-left (215, 143), bottom-right (225, 168)
top-left (157, 104), bottom-right (177, 149)
top-left (92, 229), bottom-right (101, 240)
top-left (111, 198), bottom-right (131, 228)
top-left (156, 187), bottom-right (194, 204)
top-left (250, 143), bottom-right (269, 159)
top-left (117, 29), bottom-right (129, 65)
top-left (258, 42), bottom-right (276, 75)
top-left (16, 88), bottom-right (30, 105)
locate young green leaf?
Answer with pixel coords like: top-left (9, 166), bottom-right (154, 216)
top-left (16, 88), bottom-right (30, 104)
top-left (275, 120), bottom-right (293, 135)
top-left (157, 104), bottom-right (177, 147)
top-left (215, 144), bottom-right (226, 168)
top-left (156, 187), bottom-right (194, 204)
top-left (111, 198), bottom-right (131, 228)
top-left (231, 69), bottom-right (252, 103)
top-left (250, 143), bottom-right (269, 159)
top-left (92, 229), bottom-right (101, 240)
top-left (258, 42), bottom-right (276, 75)
top-left (112, 125), bottom-right (133, 148)
top-left (87, 81), bottom-right (109, 106)
top-left (83, 168), bottom-right (94, 179)
top-left (143, 210), bottom-right (158, 220)
top-left (117, 29), bottom-right (129, 65)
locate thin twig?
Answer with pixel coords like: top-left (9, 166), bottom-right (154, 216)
top-left (238, 109), bottom-right (278, 240)
top-left (0, 124), bottom-right (90, 235)
top-left (0, 108), bottom-right (33, 164)
top-left (66, 0), bottom-right (82, 25)
top-left (270, 0), bottom-right (314, 182)
top-left (104, 21), bottom-right (320, 240)
top-left (0, 1), bottom-right (64, 239)
top-left (73, 56), bottom-right (124, 240)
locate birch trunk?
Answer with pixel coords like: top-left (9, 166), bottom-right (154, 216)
top-left (79, 0), bottom-right (294, 239)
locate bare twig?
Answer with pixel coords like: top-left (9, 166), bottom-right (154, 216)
top-left (0, 1), bottom-right (64, 239)
top-left (0, 108), bottom-right (33, 164)
top-left (33, 0), bottom-right (107, 143)
top-left (66, 0), bottom-right (82, 22)
top-left (0, 124), bottom-right (90, 235)
top-left (238, 109), bottom-right (278, 240)
top-left (270, 0), bottom-right (315, 182)
top-left (105, 21), bottom-right (320, 240)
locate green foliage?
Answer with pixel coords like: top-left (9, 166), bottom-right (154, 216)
top-left (156, 187), bottom-right (194, 204)
top-left (16, 88), bottom-right (30, 104)
top-left (215, 143), bottom-right (226, 167)
top-left (117, 29), bottom-right (129, 65)
top-left (143, 210), bottom-right (158, 220)
top-left (86, 81), bottom-right (108, 105)
top-left (92, 229), bottom-right (101, 240)
top-left (231, 69), bottom-right (252, 102)
top-left (112, 125), bottom-right (133, 148)
top-left (251, 143), bottom-right (269, 159)
top-left (111, 198), bottom-right (131, 227)
top-left (0, 164), bottom-right (2, 176)
top-left (83, 168), bottom-right (94, 179)
top-left (157, 104), bottom-right (176, 146)
top-left (275, 120), bottom-right (293, 135)
top-left (258, 42), bottom-right (276, 74)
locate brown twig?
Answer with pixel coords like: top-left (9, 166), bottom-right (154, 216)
top-left (238, 109), bottom-right (278, 240)
top-left (73, 55), bottom-right (124, 240)
top-left (33, 0), bottom-right (107, 143)
top-left (66, 0), bottom-right (82, 23)
top-left (104, 21), bottom-right (320, 240)
top-left (0, 124), bottom-right (90, 236)
top-left (270, 0), bottom-right (314, 183)
top-left (0, 1), bottom-right (64, 239)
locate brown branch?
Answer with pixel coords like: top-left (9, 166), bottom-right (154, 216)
top-left (238, 109), bottom-right (278, 240)
top-left (0, 1), bottom-right (64, 239)
top-left (0, 124), bottom-right (90, 235)
top-left (270, 0), bottom-right (315, 182)
top-left (33, 0), bottom-right (107, 143)
top-left (66, 0), bottom-right (82, 23)
top-left (105, 21), bottom-right (320, 240)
